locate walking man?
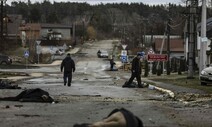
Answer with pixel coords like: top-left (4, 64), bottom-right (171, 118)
top-left (61, 53), bottom-right (75, 87)
top-left (110, 58), bottom-right (116, 71)
top-left (123, 53), bottom-right (143, 88)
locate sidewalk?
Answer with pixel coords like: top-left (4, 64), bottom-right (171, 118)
top-left (142, 74), bottom-right (207, 98)
top-left (30, 47), bottom-right (81, 67)
top-left (0, 47), bottom-right (81, 82)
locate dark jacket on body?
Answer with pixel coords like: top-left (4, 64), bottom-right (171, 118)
top-left (131, 57), bottom-right (141, 74)
top-left (61, 56), bottom-right (75, 73)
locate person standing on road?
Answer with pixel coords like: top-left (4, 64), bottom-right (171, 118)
top-left (123, 53), bottom-right (143, 88)
top-left (61, 53), bottom-right (75, 87)
top-left (110, 58), bottom-right (116, 71)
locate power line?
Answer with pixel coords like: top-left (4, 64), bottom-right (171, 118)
top-left (167, 18), bottom-right (186, 29)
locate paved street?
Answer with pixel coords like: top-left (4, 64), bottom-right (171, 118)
top-left (0, 40), bottom-right (211, 127)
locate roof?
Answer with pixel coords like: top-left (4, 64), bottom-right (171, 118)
top-left (19, 23), bottom-right (41, 31)
top-left (26, 23), bottom-right (41, 31)
top-left (19, 23), bottom-right (73, 31)
top-left (154, 38), bottom-right (184, 52)
top-left (40, 23), bottom-right (72, 29)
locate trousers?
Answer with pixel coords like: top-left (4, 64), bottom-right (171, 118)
top-left (63, 72), bottom-right (72, 85)
top-left (127, 72), bottom-right (142, 86)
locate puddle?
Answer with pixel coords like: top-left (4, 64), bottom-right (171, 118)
top-left (15, 114), bottom-right (40, 117)
top-left (96, 76), bottom-right (112, 79)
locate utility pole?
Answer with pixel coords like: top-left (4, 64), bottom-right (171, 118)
top-left (72, 22), bottom-right (76, 45)
top-left (199, 0), bottom-right (207, 74)
top-left (167, 4), bottom-right (171, 75)
top-left (167, 18), bottom-right (171, 75)
top-left (187, 0), bottom-right (198, 78)
top-left (0, 0), bottom-right (3, 42)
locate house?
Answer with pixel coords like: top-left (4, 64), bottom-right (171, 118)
top-left (40, 23), bottom-right (72, 40)
top-left (153, 38), bottom-right (184, 59)
top-left (19, 23), bottom-right (41, 39)
top-left (5, 14), bottom-right (23, 39)
top-left (19, 23), bottom-right (73, 46)
top-left (197, 17), bottom-right (212, 64)
top-left (143, 35), bottom-right (181, 47)
top-left (19, 23), bottom-right (41, 47)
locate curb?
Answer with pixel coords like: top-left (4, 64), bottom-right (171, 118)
top-left (153, 85), bottom-right (175, 98)
top-left (0, 73), bottom-right (45, 82)
top-left (142, 79), bottom-right (175, 98)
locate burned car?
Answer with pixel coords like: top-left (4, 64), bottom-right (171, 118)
top-left (0, 54), bottom-right (12, 65)
top-left (97, 50), bottom-right (109, 58)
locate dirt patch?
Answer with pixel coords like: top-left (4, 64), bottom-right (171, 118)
top-left (54, 95), bottom-right (139, 103)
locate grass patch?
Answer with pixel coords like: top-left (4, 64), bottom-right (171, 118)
top-left (147, 73), bottom-right (212, 94)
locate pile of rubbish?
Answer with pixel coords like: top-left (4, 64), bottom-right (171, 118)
top-left (0, 79), bottom-right (21, 89)
top-left (122, 81), bottom-right (138, 88)
top-left (0, 79), bottom-right (55, 103)
top-left (0, 88), bottom-right (55, 103)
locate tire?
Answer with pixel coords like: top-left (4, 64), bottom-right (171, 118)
top-left (0, 61), bottom-right (7, 65)
top-left (201, 82), bottom-right (207, 85)
top-left (6, 62), bottom-right (11, 65)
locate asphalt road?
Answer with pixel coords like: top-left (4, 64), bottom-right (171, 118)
top-left (0, 40), bottom-right (211, 127)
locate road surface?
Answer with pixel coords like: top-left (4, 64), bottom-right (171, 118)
top-left (0, 40), bottom-right (211, 127)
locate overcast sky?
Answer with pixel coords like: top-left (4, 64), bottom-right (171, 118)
top-left (6, 0), bottom-right (184, 6)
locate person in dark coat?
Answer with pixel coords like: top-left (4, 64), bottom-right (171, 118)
top-left (123, 53), bottom-right (143, 88)
top-left (61, 53), bottom-right (75, 87)
top-left (110, 58), bottom-right (116, 71)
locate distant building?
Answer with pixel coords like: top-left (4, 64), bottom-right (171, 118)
top-left (154, 38), bottom-right (184, 59)
top-left (19, 23), bottom-right (73, 46)
top-left (40, 23), bottom-right (72, 40)
top-left (5, 14), bottom-right (23, 39)
top-left (196, 17), bottom-right (212, 65)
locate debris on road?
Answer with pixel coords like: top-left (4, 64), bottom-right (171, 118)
top-left (0, 79), bottom-right (21, 89)
top-left (0, 88), bottom-right (55, 103)
top-left (73, 108), bottom-right (144, 127)
top-left (122, 81), bottom-right (148, 88)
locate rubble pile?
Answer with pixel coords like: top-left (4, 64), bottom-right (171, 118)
top-left (0, 88), bottom-right (55, 103)
top-left (0, 79), bottom-right (21, 89)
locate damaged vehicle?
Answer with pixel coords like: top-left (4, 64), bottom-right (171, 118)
top-left (200, 65), bottom-right (212, 85)
top-left (97, 50), bottom-right (109, 58)
top-left (0, 54), bottom-right (12, 65)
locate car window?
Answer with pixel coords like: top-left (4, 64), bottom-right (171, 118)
top-left (101, 51), bottom-right (108, 53)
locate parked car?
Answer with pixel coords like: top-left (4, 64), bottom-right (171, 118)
top-left (97, 50), bottom-right (109, 58)
top-left (97, 50), bottom-right (101, 57)
top-left (55, 49), bottom-right (64, 55)
top-left (200, 65), bottom-right (212, 85)
top-left (0, 54), bottom-right (12, 65)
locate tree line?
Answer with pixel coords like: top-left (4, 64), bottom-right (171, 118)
top-left (5, 0), bottom-right (212, 42)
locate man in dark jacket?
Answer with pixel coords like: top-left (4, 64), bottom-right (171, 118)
top-left (61, 53), bottom-right (75, 87)
top-left (110, 58), bottom-right (116, 71)
top-left (123, 53), bottom-right (143, 88)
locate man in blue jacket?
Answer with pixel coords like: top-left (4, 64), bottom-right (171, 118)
top-left (61, 53), bottom-right (75, 87)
